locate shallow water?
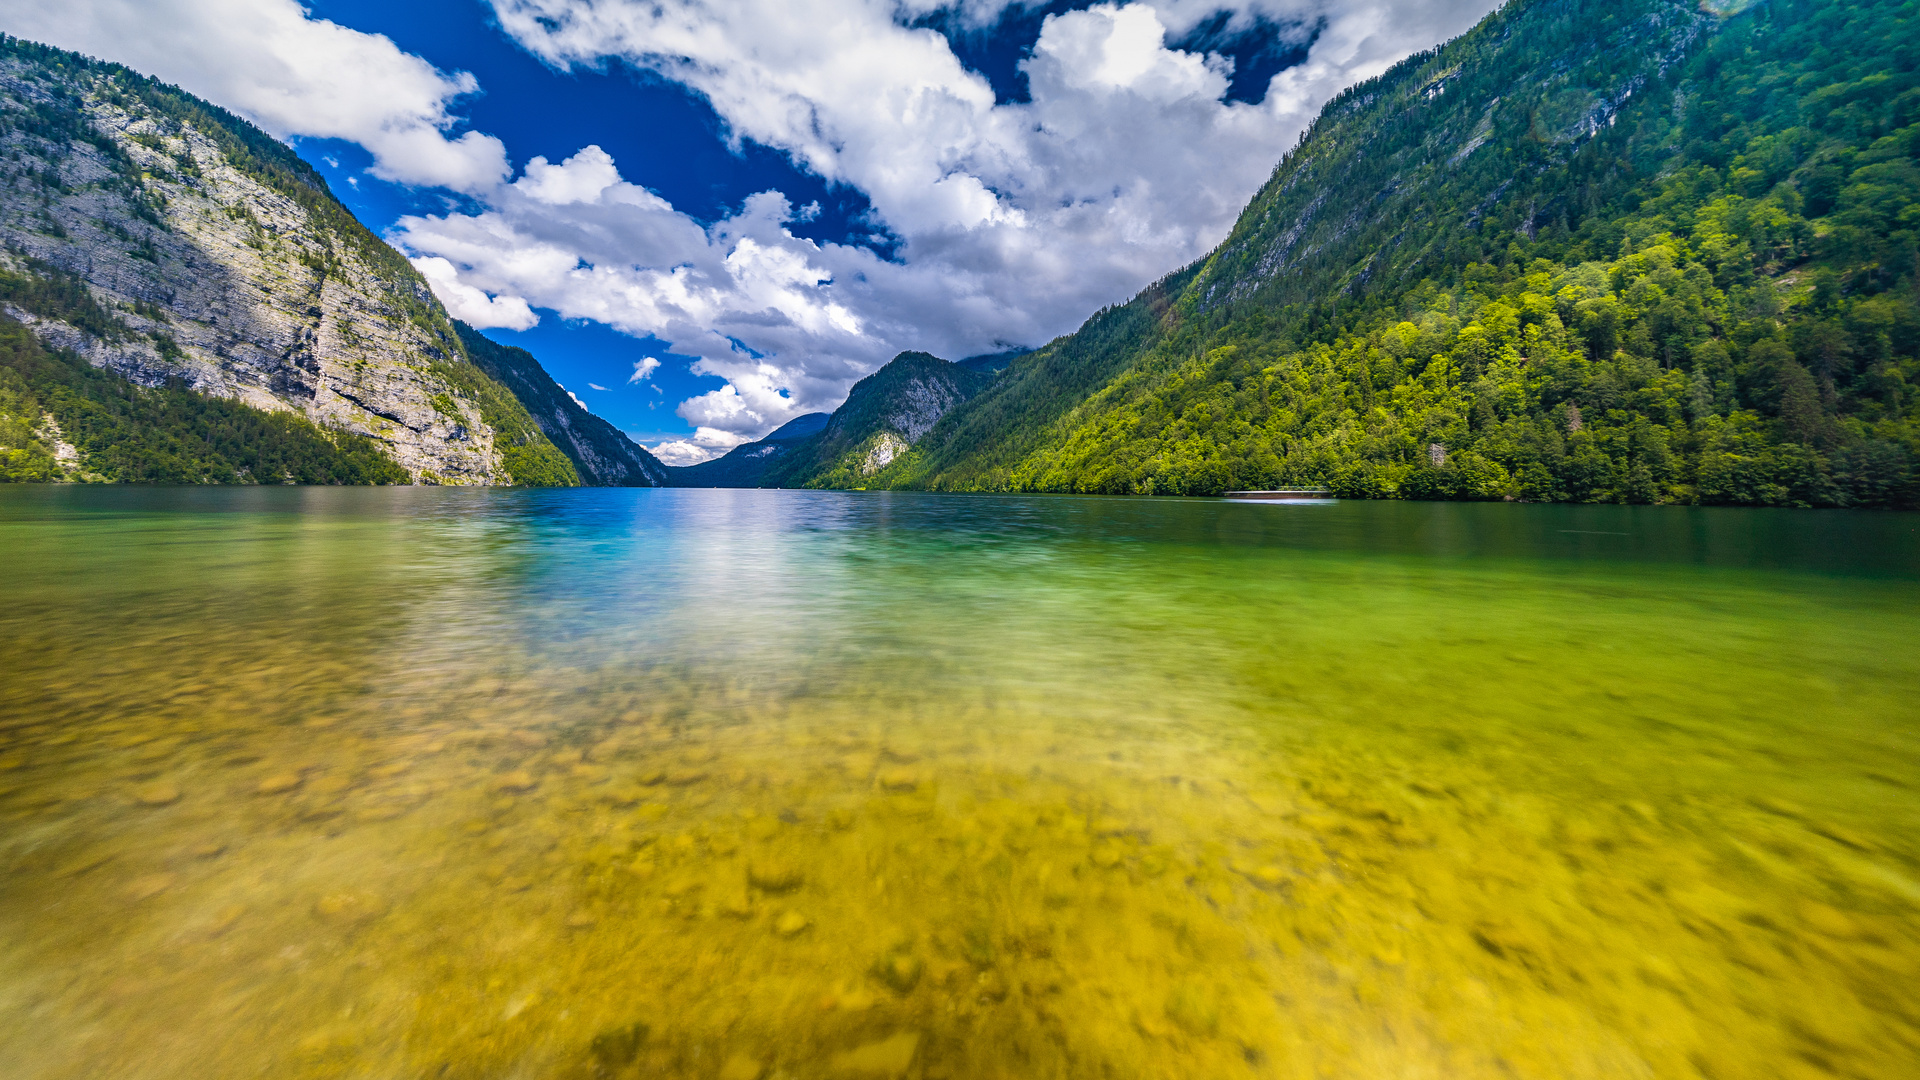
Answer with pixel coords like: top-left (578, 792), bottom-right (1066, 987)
top-left (1, 488), bottom-right (1916, 1080)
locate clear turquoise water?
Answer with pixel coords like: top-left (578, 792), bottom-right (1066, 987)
top-left (0, 488), bottom-right (1915, 1079)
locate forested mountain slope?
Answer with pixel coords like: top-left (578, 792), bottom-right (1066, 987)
top-left (872, 0), bottom-right (1918, 508)
top-left (455, 323), bottom-right (666, 487)
top-left (755, 352), bottom-right (993, 489)
top-left (668, 412), bottom-right (828, 487)
top-left (0, 35), bottom-right (575, 485)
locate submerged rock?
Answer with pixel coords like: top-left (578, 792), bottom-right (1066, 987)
top-left (872, 952), bottom-right (923, 993)
top-left (122, 872), bottom-right (176, 902)
top-left (774, 910), bottom-right (810, 937)
top-left (877, 768), bottom-right (921, 792)
top-left (133, 782), bottom-right (181, 807)
top-left (256, 773), bottom-right (302, 795)
top-left (829, 1032), bottom-right (919, 1079)
top-left (589, 1022), bottom-right (649, 1067)
top-left (312, 892), bottom-right (388, 926)
top-left (491, 771), bottom-right (538, 794)
top-left (748, 861), bottom-right (804, 893)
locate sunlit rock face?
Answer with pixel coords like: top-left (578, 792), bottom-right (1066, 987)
top-left (0, 50), bottom-right (519, 484)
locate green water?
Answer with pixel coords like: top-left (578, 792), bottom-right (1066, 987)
top-left (0, 488), bottom-right (1916, 1080)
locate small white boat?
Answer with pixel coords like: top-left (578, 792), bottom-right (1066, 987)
top-left (1223, 489), bottom-right (1336, 501)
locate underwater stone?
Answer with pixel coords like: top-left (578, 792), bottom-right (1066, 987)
top-left (122, 872), bottom-right (176, 902)
top-left (873, 952), bottom-right (923, 993)
top-left (256, 773), bottom-right (302, 795)
top-left (717, 1052), bottom-right (766, 1080)
top-left (309, 774), bottom-right (353, 796)
top-left (774, 910), bottom-right (810, 937)
top-left (1165, 983), bottom-right (1221, 1036)
top-left (491, 771), bottom-right (538, 794)
top-left (1242, 864), bottom-right (1287, 888)
top-left (877, 768), bottom-right (920, 792)
top-left (829, 1032), bottom-right (920, 1078)
top-left (589, 1022), bottom-right (648, 1066)
top-left (133, 782), bottom-right (181, 806)
top-left (748, 861), bottom-right (804, 892)
top-left (312, 892), bottom-right (387, 926)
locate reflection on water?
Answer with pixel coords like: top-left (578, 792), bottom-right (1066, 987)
top-left (1, 488), bottom-right (1916, 1080)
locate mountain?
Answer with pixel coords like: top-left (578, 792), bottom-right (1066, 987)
top-left (454, 323), bottom-right (668, 486)
top-left (955, 347), bottom-right (1031, 374)
top-left (0, 35), bottom-right (576, 485)
top-left (858, 0), bottom-right (1918, 509)
top-left (754, 351), bottom-right (995, 488)
top-left (667, 411), bottom-right (828, 487)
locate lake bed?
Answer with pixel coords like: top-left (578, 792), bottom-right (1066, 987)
top-left (1, 488), bottom-right (1915, 1079)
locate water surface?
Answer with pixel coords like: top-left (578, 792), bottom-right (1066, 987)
top-left (1, 489), bottom-right (1916, 1079)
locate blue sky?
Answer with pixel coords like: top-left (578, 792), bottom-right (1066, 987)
top-left (0, 0), bottom-right (1496, 462)
top-left (301, 0), bottom-right (870, 447)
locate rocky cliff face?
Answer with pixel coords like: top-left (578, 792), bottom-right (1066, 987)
top-left (751, 352), bottom-right (995, 488)
top-left (0, 38), bottom-right (565, 484)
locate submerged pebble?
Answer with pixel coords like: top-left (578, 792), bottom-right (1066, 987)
top-left (588, 1022), bottom-right (648, 1067)
top-left (132, 782), bottom-right (180, 807)
top-left (490, 771), bottom-right (537, 794)
top-left (829, 1032), bottom-right (920, 1079)
top-left (256, 773), bottom-right (302, 795)
top-left (122, 873), bottom-right (176, 902)
top-left (877, 768), bottom-right (920, 792)
top-left (311, 892), bottom-right (387, 926)
top-left (747, 861), bottom-right (804, 892)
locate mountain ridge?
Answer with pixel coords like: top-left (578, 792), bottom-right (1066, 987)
top-left (840, 0), bottom-right (1918, 508)
top-left (0, 34), bottom-right (576, 485)
top-left (759, 351), bottom-right (995, 489)
top-left (455, 323), bottom-right (668, 487)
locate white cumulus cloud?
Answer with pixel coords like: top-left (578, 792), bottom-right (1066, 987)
top-left (0, 0), bottom-right (512, 192)
top-left (629, 357), bottom-right (661, 383)
top-left (412, 256), bottom-right (538, 329)
top-left (646, 428), bottom-right (747, 467)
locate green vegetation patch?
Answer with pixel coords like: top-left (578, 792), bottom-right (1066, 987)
top-left (0, 314), bottom-right (408, 484)
top-left (879, 0), bottom-right (1919, 508)
top-left (426, 354), bottom-right (578, 487)
top-left (0, 257), bottom-right (135, 342)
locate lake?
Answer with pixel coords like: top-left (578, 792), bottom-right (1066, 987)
top-left (1, 487), bottom-right (1916, 1080)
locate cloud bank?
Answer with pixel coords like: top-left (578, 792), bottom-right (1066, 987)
top-left (0, 0), bottom-right (511, 192)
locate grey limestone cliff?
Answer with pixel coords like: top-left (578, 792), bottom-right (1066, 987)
top-left (0, 37), bottom-right (569, 484)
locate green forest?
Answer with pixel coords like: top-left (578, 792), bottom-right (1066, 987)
top-left (867, 0), bottom-right (1919, 508)
top-left (0, 312), bottom-right (410, 484)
